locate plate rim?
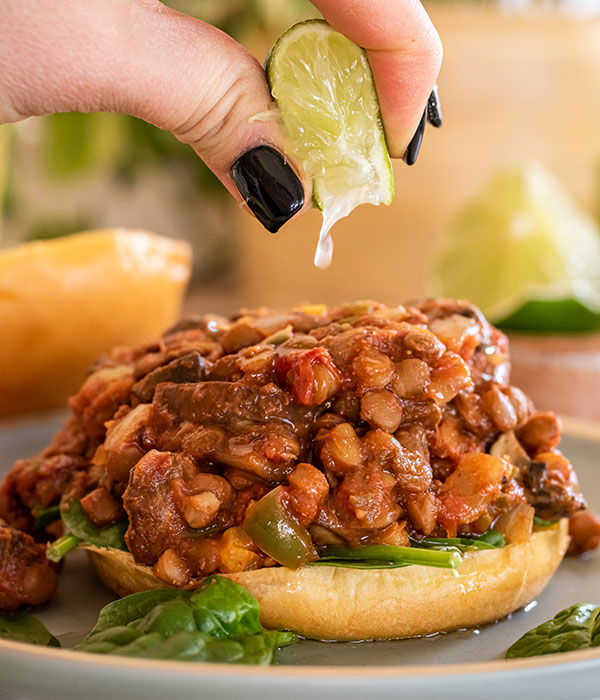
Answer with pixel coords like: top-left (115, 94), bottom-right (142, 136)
top-left (0, 635), bottom-right (599, 678)
top-left (0, 418), bottom-right (599, 679)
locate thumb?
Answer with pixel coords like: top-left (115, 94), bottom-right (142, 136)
top-left (311, 0), bottom-right (443, 161)
top-left (0, 0), bottom-right (306, 233)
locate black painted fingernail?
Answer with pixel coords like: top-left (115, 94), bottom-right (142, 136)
top-left (230, 145), bottom-right (304, 233)
top-left (402, 110), bottom-right (427, 166)
top-left (427, 85), bottom-right (442, 128)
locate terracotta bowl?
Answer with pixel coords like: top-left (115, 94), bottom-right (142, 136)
top-left (508, 333), bottom-right (600, 421)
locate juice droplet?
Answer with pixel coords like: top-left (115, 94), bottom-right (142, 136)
top-left (313, 200), bottom-right (353, 270)
top-left (314, 219), bottom-right (334, 269)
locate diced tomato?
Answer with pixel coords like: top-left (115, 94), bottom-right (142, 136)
top-left (274, 348), bottom-right (341, 405)
top-left (437, 453), bottom-right (511, 536)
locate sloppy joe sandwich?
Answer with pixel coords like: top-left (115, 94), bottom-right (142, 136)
top-left (1, 299), bottom-right (597, 640)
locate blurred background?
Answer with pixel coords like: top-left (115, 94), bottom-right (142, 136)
top-left (1, 0), bottom-right (600, 418)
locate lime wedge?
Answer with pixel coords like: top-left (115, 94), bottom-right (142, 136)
top-left (432, 163), bottom-right (600, 331)
top-left (266, 19), bottom-right (393, 268)
top-left (498, 299), bottom-right (600, 334)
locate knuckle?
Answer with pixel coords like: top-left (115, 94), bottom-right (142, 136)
top-left (173, 53), bottom-right (264, 162)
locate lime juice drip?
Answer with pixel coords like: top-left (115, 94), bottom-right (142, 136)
top-left (266, 19), bottom-right (394, 269)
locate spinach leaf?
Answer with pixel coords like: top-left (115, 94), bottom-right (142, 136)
top-left (313, 544), bottom-right (461, 570)
top-left (415, 530), bottom-right (506, 552)
top-left (310, 559), bottom-right (409, 570)
top-left (0, 611), bottom-right (60, 647)
top-left (533, 515), bottom-right (559, 528)
top-left (311, 531), bottom-right (507, 570)
top-left (47, 501), bottom-right (128, 562)
top-left (61, 501), bottom-right (127, 550)
top-left (475, 530), bottom-right (506, 547)
top-left (90, 589), bottom-right (183, 634)
top-left (77, 576), bottom-right (295, 664)
top-left (82, 629), bottom-right (287, 664)
top-left (32, 504), bottom-right (61, 531)
top-left (188, 575), bottom-right (263, 639)
top-left (506, 604), bottom-right (600, 658)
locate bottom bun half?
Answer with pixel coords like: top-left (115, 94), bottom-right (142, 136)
top-left (84, 520), bottom-right (568, 641)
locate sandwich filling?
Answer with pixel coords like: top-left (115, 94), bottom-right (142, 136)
top-left (0, 298), bottom-right (596, 610)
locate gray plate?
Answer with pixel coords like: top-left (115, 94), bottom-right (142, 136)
top-left (0, 413), bottom-right (599, 700)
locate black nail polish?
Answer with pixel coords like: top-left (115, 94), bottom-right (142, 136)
top-left (403, 110), bottom-right (427, 166)
top-left (230, 145), bottom-right (304, 233)
top-left (427, 85), bottom-right (442, 128)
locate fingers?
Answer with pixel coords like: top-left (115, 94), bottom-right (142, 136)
top-left (0, 0), bottom-right (307, 232)
top-left (310, 0), bottom-right (443, 158)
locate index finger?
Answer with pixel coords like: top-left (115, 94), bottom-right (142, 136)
top-left (310, 0), bottom-right (442, 158)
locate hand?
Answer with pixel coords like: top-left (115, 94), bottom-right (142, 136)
top-left (0, 0), bottom-right (442, 232)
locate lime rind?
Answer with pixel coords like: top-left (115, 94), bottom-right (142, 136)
top-left (432, 163), bottom-right (600, 324)
top-left (266, 19), bottom-right (393, 267)
top-left (498, 298), bottom-right (600, 334)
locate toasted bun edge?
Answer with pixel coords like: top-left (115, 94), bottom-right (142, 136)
top-left (84, 520), bottom-right (569, 641)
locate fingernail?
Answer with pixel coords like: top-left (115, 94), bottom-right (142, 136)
top-left (427, 85), bottom-right (442, 128)
top-left (230, 145), bottom-right (304, 233)
top-left (402, 110), bottom-right (427, 166)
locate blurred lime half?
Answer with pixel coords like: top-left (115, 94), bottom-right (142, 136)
top-left (432, 163), bottom-right (600, 332)
top-left (266, 19), bottom-right (393, 268)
